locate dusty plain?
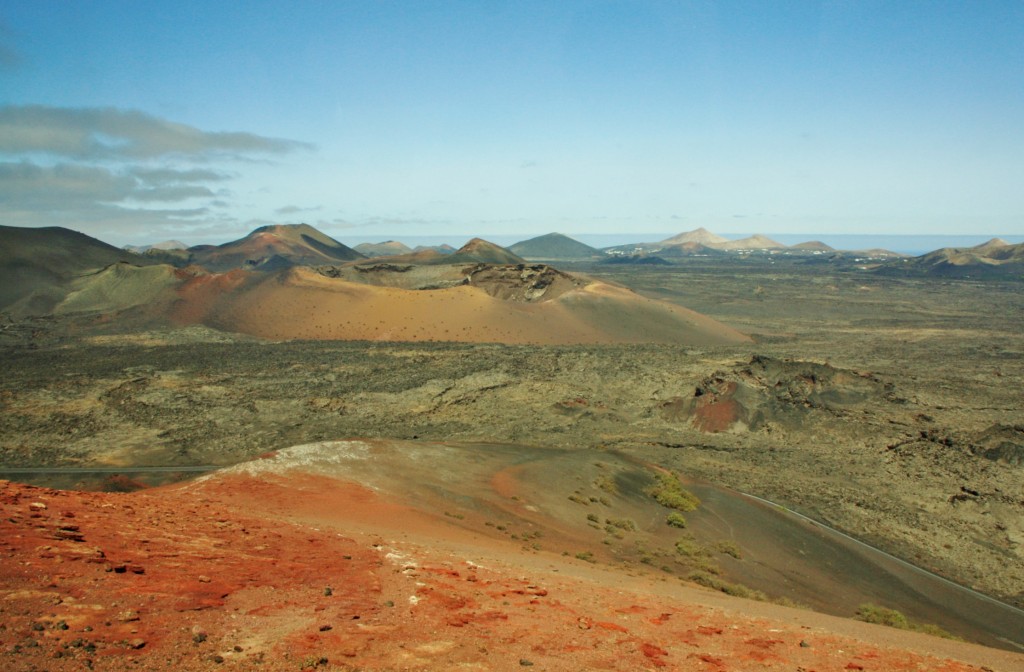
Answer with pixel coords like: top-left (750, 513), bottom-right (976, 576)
top-left (2, 255), bottom-right (1023, 670)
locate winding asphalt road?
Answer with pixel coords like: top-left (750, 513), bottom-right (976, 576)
top-left (686, 481), bottom-right (1024, 652)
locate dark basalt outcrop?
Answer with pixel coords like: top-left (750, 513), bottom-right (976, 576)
top-left (661, 355), bottom-right (899, 433)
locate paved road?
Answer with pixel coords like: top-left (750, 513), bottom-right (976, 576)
top-left (687, 481), bottom-right (1024, 652)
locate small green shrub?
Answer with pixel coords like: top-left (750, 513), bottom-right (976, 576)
top-left (674, 538), bottom-right (709, 558)
top-left (647, 471), bottom-right (700, 512)
top-left (666, 512), bottom-right (687, 528)
top-left (603, 526), bottom-right (625, 539)
top-left (714, 540), bottom-right (743, 559)
top-left (855, 604), bottom-right (910, 629)
top-left (854, 604), bottom-right (960, 640)
top-left (688, 556), bottom-right (721, 575)
top-left (916, 623), bottom-right (959, 639)
top-left (688, 571), bottom-right (766, 601)
top-left (605, 517), bottom-right (637, 531)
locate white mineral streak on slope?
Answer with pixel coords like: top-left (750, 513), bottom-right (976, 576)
top-left (193, 440), bottom-right (373, 483)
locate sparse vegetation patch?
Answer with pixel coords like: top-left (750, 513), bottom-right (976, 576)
top-left (714, 540), bottom-right (743, 559)
top-left (646, 470), bottom-right (700, 512)
top-left (688, 571), bottom-right (767, 601)
top-left (666, 512), bottom-right (687, 528)
top-left (854, 604), bottom-right (960, 640)
top-left (674, 538), bottom-right (709, 558)
top-left (593, 473), bottom-right (617, 494)
top-left (568, 492), bottom-right (589, 506)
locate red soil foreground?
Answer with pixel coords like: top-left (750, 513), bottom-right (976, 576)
top-left (1, 474), bottom-right (1020, 672)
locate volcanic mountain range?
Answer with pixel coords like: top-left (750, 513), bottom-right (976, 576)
top-left (4, 222), bottom-right (1021, 345)
top-left (0, 224), bottom-right (750, 346)
top-left (598, 228), bottom-right (918, 262)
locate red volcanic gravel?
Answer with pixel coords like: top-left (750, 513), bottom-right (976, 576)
top-left (0, 476), bottom-right (1016, 671)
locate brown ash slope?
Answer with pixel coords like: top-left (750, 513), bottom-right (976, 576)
top-left (176, 264), bottom-right (752, 345)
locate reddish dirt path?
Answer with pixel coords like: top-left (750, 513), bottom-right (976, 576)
top-left (1, 474), bottom-right (1020, 671)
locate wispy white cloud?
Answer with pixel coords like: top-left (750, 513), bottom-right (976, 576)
top-left (275, 204), bottom-right (322, 215)
top-left (0, 105), bottom-right (312, 160)
top-left (131, 167), bottom-right (230, 185)
top-left (0, 161), bottom-right (217, 208)
top-left (129, 184), bottom-right (217, 202)
top-left (0, 105), bottom-right (313, 243)
top-left (0, 161), bottom-right (134, 208)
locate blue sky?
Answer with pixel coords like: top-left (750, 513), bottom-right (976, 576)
top-left (1, 1), bottom-right (1022, 247)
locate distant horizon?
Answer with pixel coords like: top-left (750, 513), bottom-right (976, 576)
top-left (103, 223), bottom-right (1024, 257)
top-left (334, 231), bottom-right (1024, 257)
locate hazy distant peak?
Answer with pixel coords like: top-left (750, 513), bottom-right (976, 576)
top-left (715, 234), bottom-right (786, 251)
top-left (660, 228), bottom-right (729, 246)
top-left (972, 238), bottom-right (1010, 252)
top-left (789, 240), bottom-right (835, 251)
top-left (413, 243), bottom-right (455, 254)
top-left (354, 240), bottom-right (414, 257)
top-left (508, 232), bottom-right (599, 260)
top-left (123, 239), bottom-right (188, 253)
top-left (151, 240), bottom-right (188, 250)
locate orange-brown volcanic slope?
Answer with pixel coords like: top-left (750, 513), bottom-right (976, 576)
top-left (172, 266), bottom-right (750, 345)
top-left (190, 224), bottom-right (364, 271)
top-left (2, 462), bottom-right (1019, 672)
